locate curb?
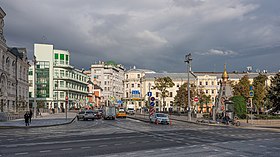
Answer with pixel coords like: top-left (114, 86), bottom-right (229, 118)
top-left (0, 117), bottom-right (77, 129)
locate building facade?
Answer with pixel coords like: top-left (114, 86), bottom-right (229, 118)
top-left (0, 7), bottom-right (29, 116)
top-left (90, 61), bottom-right (125, 106)
top-left (29, 44), bottom-right (89, 111)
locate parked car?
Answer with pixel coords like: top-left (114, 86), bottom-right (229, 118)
top-left (76, 110), bottom-right (95, 121)
top-left (150, 113), bottom-right (170, 124)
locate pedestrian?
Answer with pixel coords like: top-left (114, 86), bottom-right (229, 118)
top-left (29, 109), bottom-right (33, 123)
top-left (24, 112), bottom-right (30, 126)
top-left (37, 108), bottom-right (41, 116)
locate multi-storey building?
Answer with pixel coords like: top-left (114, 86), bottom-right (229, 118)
top-left (28, 44), bottom-right (88, 111)
top-left (90, 61), bottom-right (124, 106)
top-left (123, 66), bottom-right (276, 113)
top-left (0, 7), bottom-right (29, 117)
top-left (123, 66), bottom-right (155, 110)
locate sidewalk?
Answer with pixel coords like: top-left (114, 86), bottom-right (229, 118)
top-left (0, 111), bottom-right (77, 129)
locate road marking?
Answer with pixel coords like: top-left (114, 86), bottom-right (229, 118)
top-left (225, 152), bottom-right (233, 155)
top-left (81, 146), bottom-right (91, 149)
top-left (126, 152), bottom-right (136, 155)
top-left (15, 152), bottom-right (28, 156)
top-left (214, 149), bottom-right (219, 152)
top-left (98, 145), bottom-right (107, 147)
top-left (175, 147), bottom-right (185, 149)
top-left (203, 147), bottom-right (209, 149)
top-left (145, 150), bottom-right (155, 153)
top-left (272, 147), bottom-right (280, 150)
top-left (161, 148), bottom-right (170, 151)
top-left (39, 150), bottom-right (52, 153)
top-left (259, 145), bottom-right (266, 148)
top-left (114, 143), bottom-right (122, 146)
top-left (129, 142), bottom-right (136, 144)
top-left (239, 155), bottom-right (248, 157)
top-left (61, 148), bottom-right (72, 151)
top-left (189, 145), bottom-right (197, 148)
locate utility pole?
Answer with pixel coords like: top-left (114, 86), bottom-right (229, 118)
top-left (185, 53), bottom-right (192, 121)
top-left (33, 55), bottom-right (37, 118)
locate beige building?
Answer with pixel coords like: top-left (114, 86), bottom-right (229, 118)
top-left (0, 7), bottom-right (29, 117)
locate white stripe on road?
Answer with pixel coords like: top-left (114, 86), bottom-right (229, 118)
top-left (81, 146), bottom-right (91, 149)
top-left (61, 148), bottom-right (72, 151)
top-left (98, 145), bottom-right (107, 147)
top-left (226, 152), bottom-right (233, 155)
top-left (161, 148), bottom-right (170, 151)
top-left (15, 152), bottom-right (28, 156)
top-left (39, 150), bottom-right (52, 153)
top-left (145, 150), bottom-right (155, 153)
top-left (175, 147), bottom-right (185, 149)
top-left (114, 143), bottom-right (122, 146)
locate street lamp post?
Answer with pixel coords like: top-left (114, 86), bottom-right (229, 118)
top-left (33, 55), bottom-right (37, 118)
top-left (185, 53), bottom-right (192, 121)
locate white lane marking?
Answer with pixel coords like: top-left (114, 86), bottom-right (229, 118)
top-left (61, 148), bottom-right (72, 151)
top-left (175, 147), bottom-right (185, 149)
top-left (214, 149), bottom-right (219, 152)
top-left (272, 147), bottom-right (280, 150)
top-left (259, 145), bottom-right (266, 148)
top-left (126, 152), bottom-right (136, 155)
top-left (129, 142), bottom-right (136, 144)
top-left (161, 148), bottom-right (170, 151)
top-left (98, 145), bottom-right (107, 147)
top-left (106, 155), bottom-right (118, 157)
top-left (226, 152), bottom-right (233, 155)
top-left (15, 152), bottom-right (28, 156)
top-left (145, 150), bottom-right (155, 153)
top-left (81, 146), bottom-right (91, 149)
top-left (114, 143), bottom-right (122, 146)
top-left (239, 155), bottom-right (248, 157)
top-left (1, 135), bottom-right (146, 147)
top-left (189, 145), bottom-right (197, 148)
top-left (39, 150), bottom-right (52, 153)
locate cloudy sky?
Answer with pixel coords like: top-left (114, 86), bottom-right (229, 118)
top-left (1, 0), bottom-right (280, 73)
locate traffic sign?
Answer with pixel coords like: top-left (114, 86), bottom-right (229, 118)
top-left (194, 97), bottom-right (199, 102)
top-left (150, 97), bottom-right (155, 101)
top-left (150, 102), bottom-right (155, 107)
top-left (249, 90), bottom-right (254, 97)
top-left (147, 92), bottom-right (152, 97)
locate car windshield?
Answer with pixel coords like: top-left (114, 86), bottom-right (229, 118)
top-left (156, 114), bottom-right (166, 117)
top-left (86, 110), bottom-right (93, 114)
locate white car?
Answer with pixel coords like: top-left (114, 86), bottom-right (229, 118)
top-left (150, 113), bottom-right (170, 124)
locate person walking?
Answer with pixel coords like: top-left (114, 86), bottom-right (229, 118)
top-left (24, 112), bottom-right (30, 126)
top-left (29, 109), bottom-right (33, 123)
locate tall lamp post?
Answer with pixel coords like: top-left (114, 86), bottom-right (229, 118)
top-left (185, 53), bottom-right (192, 121)
top-left (33, 55), bottom-right (37, 118)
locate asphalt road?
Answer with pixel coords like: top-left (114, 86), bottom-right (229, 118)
top-left (0, 118), bottom-right (280, 157)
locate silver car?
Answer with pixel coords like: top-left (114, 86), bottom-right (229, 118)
top-left (150, 113), bottom-right (170, 124)
top-left (77, 110), bottom-right (95, 121)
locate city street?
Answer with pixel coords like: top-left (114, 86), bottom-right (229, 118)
top-left (0, 118), bottom-right (280, 157)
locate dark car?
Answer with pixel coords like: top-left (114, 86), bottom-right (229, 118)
top-left (93, 110), bottom-right (102, 119)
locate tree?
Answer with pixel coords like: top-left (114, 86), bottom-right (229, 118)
top-left (153, 77), bottom-right (175, 111)
top-left (233, 75), bottom-right (250, 98)
top-left (253, 74), bottom-right (268, 114)
top-left (230, 96), bottom-right (246, 119)
top-left (201, 94), bottom-right (211, 113)
top-left (174, 83), bottom-right (197, 111)
top-left (268, 72), bottom-right (280, 112)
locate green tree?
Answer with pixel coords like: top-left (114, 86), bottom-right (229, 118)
top-left (174, 83), bottom-right (196, 111)
top-left (253, 74), bottom-right (268, 114)
top-left (268, 72), bottom-right (280, 112)
top-left (153, 77), bottom-right (175, 111)
top-left (201, 94), bottom-right (211, 113)
top-left (233, 75), bottom-right (250, 98)
top-left (230, 96), bottom-right (246, 119)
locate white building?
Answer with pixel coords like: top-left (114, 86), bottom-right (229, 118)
top-left (28, 44), bottom-right (89, 111)
top-left (0, 7), bottom-right (29, 117)
top-left (90, 61), bottom-right (125, 106)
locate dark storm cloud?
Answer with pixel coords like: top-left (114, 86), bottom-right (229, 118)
top-left (1, 0), bottom-right (280, 72)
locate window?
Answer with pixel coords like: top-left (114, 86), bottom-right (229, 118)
top-left (55, 53), bottom-right (59, 59)
top-left (60, 70), bottom-right (64, 77)
top-left (138, 84), bottom-right (140, 88)
top-left (60, 81), bottom-right (64, 87)
top-left (137, 74), bottom-right (140, 78)
top-left (212, 90), bottom-right (215, 94)
top-left (126, 74), bottom-right (128, 79)
top-left (29, 80), bottom-right (33, 87)
top-left (206, 81), bottom-right (208, 86)
top-left (132, 83), bottom-right (134, 88)
top-left (199, 81), bottom-right (202, 85)
top-left (60, 54), bottom-right (64, 60)
top-left (206, 90), bottom-right (208, 94)
top-left (177, 84), bottom-right (179, 87)
top-left (60, 92), bottom-right (65, 99)
top-left (66, 55), bottom-right (69, 61)
top-left (156, 92), bottom-right (159, 97)
top-left (170, 92), bottom-right (173, 97)
top-left (28, 70), bottom-right (33, 75)
top-left (126, 84), bottom-right (128, 88)
top-left (212, 81), bottom-right (214, 85)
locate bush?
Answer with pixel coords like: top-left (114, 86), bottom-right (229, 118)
top-left (254, 114), bottom-right (280, 119)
